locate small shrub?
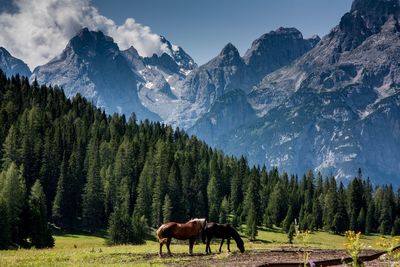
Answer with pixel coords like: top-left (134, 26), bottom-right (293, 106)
top-left (376, 236), bottom-right (400, 266)
top-left (295, 224), bottom-right (311, 266)
top-left (344, 230), bottom-right (364, 267)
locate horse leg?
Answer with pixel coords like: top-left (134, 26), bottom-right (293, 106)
top-left (219, 239), bottom-right (224, 253)
top-left (206, 236), bottom-right (211, 254)
top-left (189, 238), bottom-right (195, 255)
top-left (166, 238), bottom-right (172, 256)
top-left (159, 242), bottom-right (163, 257)
top-left (227, 238), bottom-right (230, 253)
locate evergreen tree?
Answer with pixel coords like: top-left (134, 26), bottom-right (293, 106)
top-left (107, 206), bottom-right (132, 245)
top-left (265, 182), bottom-right (286, 226)
top-left (162, 194), bottom-right (173, 223)
top-left (135, 153), bottom-right (154, 222)
top-left (288, 223), bottom-right (296, 244)
top-left (52, 156), bottom-right (72, 228)
top-left (2, 126), bottom-right (19, 169)
top-left (28, 180), bottom-right (54, 248)
top-left (219, 196), bottom-right (229, 223)
top-left (244, 169), bottom-right (260, 240)
top-left (207, 175), bottom-right (220, 222)
top-left (365, 201), bottom-right (376, 234)
top-left (391, 217), bottom-right (400, 236)
top-left (0, 163), bottom-right (26, 245)
top-left (131, 211), bottom-right (147, 244)
top-left (82, 139), bottom-right (105, 231)
top-left (282, 206), bottom-right (295, 233)
top-left (333, 185), bottom-right (348, 234)
top-left (0, 196), bottom-right (10, 249)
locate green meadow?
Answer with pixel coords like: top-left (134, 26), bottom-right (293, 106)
top-left (0, 228), bottom-right (389, 267)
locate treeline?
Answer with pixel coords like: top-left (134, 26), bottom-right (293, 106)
top-left (0, 72), bottom-right (399, 248)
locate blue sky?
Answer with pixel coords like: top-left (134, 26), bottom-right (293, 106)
top-left (92, 0), bottom-right (353, 65)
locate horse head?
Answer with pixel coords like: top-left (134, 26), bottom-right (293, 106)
top-left (229, 225), bottom-right (245, 253)
top-left (237, 238), bottom-right (245, 253)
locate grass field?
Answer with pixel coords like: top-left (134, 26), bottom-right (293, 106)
top-left (0, 228), bottom-right (391, 267)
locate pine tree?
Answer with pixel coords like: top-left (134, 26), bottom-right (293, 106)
top-left (219, 196), bottom-right (229, 223)
top-left (207, 175), bottom-right (220, 222)
top-left (2, 125), bottom-right (19, 169)
top-left (333, 184), bottom-right (348, 234)
top-left (244, 169), bottom-right (259, 240)
top-left (52, 156), bottom-right (71, 228)
top-left (265, 182), bottom-right (287, 226)
top-left (131, 211), bottom-right (147, 244)
top-left (288, 223), bottom-right (296, 244)
top-left (0, 196), bottom-right (10, 249)
top-left (82, 139), bottom-right (105, 231)
top-left (162, 194), bottom-right (173, 223)
top-left (282, 206), bottom-right (294, 233)
top-left (391, 217), bottom-right (400, 236)
top-left (323, 178), bottom-right (337, 231)
top-left (166, 163), bottom-right (182, 221)
top-left (135, 153), bottom-right (154, 222)
top-left (28, 180), bottom-right (54, 248)
top-left (107, 206), bottom-right (132, 245)
top-left (365, 201), bottom-right (376, 234)
top-left (0, 163), bottom-right (26, 245)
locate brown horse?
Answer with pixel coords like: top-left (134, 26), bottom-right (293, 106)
top-left (201, 222), bottom-right (245, 254)
top-left (156, 218), bottom-right (207, 257)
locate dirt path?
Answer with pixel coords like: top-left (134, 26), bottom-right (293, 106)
top-left (153, 249), bottom-right (398, 266)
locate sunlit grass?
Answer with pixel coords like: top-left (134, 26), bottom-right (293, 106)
top-left (0, 228), bottom-right (389, 266)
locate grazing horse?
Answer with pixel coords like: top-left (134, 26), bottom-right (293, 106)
top-left (202, 222), bottom-right (245, 254)
top-left (156, 218), bottom-right (207, 257)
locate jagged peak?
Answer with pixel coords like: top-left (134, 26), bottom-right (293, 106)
top-left (66, 28), bottom-right (118, 55)
top-left (125, 46), bottom-right (140, 56)
top-left (351, 0), bottom-right (399, 13)
top-left (272, 27), bottom-right (303, 38)
top-left (219, 42), bottom-right (240, 57)
top-left (0, 47), bottom-right (11, 56)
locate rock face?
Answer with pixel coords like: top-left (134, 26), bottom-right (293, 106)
top-left (243, 27), bottom-right (320, 84)
top-left (225, 0), bottom-right (400, 184)
top-left (185, 28), bottom-right (318, 145)
top-left (188, 89), bottom-right (257, 147)
top-left (0, 47), bottom-right (31, 78)
top-left (32, 28), bottom-right (159, 121)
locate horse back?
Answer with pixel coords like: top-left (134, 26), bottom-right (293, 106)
top-left (157, 221), bottom-right (201, 240)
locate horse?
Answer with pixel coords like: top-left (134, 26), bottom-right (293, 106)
top-left (201, 222), bottom-right (245, 254)
top-left (156, 218), bottom-right (207, 257)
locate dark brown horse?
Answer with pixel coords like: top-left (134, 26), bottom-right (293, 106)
top-left (202, 222), bottom-right (245, 254)
top-left (156, 218), bottom-right (207, 257)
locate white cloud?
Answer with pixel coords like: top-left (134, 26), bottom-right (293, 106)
top-left (0, 0), bottom-right (168, 69)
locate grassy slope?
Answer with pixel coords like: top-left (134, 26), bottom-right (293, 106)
top-left (0, 229), bottom-right (388, 267)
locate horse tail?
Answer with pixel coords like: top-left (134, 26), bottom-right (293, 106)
top-left (156, 225), bottom-right (169, 244)
top-left (201, 228), bottom-right (207, 244)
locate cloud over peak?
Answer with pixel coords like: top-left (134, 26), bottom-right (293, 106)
top-left (0, 0), bottom-right (169, 69)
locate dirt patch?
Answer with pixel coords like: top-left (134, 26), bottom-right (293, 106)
top-left (150, 249), bottom-right (399, 266)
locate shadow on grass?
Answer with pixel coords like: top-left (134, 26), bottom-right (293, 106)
top-left (53, 228), bottom-right (108, 239)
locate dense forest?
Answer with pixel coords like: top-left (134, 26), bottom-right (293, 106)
top-left (0, 71), bottom-right (399, 249)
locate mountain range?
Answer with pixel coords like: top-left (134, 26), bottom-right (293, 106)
top-left (1, 0), bottom-right (400, 184)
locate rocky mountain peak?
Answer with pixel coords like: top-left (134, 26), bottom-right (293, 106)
top-left (67, 28), bottom-right (118, 57)
top-left (272, 27), bottom-right (304, 38)
top-left (243, 27), bottom-right (318, 83)
top-left (160, 35), bottom-right (197, 71)
top-left (337, 0), bottom-right (400, 51)
top-left (0, 47), bottom-right (31, 77)
top-left (219, 42), bottom-right (240, 58)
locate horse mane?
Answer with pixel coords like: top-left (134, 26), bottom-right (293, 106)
top-left (189, 218), bottom-right (207, 227)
